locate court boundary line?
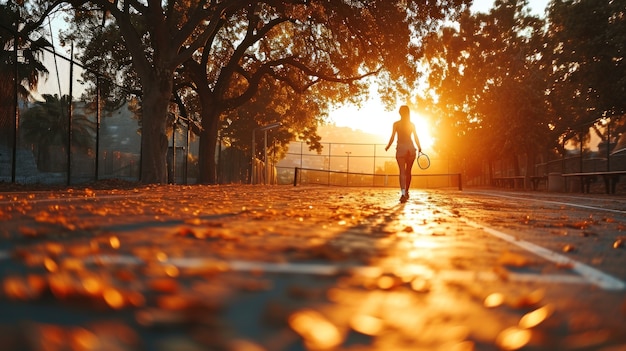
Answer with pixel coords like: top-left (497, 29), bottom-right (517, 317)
top-left (464, 190), bottom-right (626, 215)
top-left (456, 216), bottom-right (625, 291)
top-left (0, 251), bottom-right (590, 286)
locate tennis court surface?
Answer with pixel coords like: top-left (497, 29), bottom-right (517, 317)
top-left (0, 184), bottom-right (625, 350)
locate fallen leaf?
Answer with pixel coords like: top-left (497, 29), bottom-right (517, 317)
top-left (484, 292), bottom-right (505, 308)
top-left (288, 309), bottom-right (342, 350)
top-left (562, 244), bottom-right (575, 253)
top-left (519, 304), bottom-right (554, 329)
top-left (495, 326), bottom-right (532, 351)
top-left (498, 251), bottom-right (531, 267)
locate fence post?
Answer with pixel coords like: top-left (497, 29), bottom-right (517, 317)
top-left (67, 43), bottom-right (74, 186)
top-left (293, 167), bottom-right (299, 186)
top-left (95, 76), bottom-right (101, 181)
top-left (11, 29), bottom-right (18, 183)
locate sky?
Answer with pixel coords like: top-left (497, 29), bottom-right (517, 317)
top-left (471, 0), bottom-right (550, 16)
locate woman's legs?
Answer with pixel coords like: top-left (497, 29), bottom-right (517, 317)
top-left (396, 156), bottom-right (407, 195)
top-left (404, 154), bottom-right (416, 192)
top-left (396, 149), bottom-right (416, 202)
top-left (396, 153), bottom-right (416, 201)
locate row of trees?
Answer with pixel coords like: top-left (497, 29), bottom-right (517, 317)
top-left (418, 0), bottom-right (626, 180)
top-left (3, 0), bottom-right (624, 184)
top-left (0, 1), bottom-right (52, 149)
top-left (55, 0), bottom-right (471, 184)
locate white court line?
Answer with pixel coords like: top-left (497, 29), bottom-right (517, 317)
top-left (458, 217), bottom-right (626, 291)
top-left (0, 251), bottom-right (591, 286)
top-left (0, 193), bottom-right (146, 206)
top-left (184, 258), bottom-right (591, 286)
top-left (466, 191), bottom-right (626, 215)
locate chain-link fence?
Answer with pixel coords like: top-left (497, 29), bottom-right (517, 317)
top-left (276, 141), bottom-right (462, 189)
top-left (533, 117), bottom-right (626, 177)
top-left (4, 22), bottom-right (625, 189)
top-left (1, 21), bottom-right (204, 185)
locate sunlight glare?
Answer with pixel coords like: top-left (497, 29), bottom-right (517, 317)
top-left (329, 100), bottom-right (435, 151)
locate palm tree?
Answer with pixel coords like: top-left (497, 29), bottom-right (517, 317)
top-left (0, 2), bottom-right (50, 148)
top-left (21, 94), bottom-right (96, 172)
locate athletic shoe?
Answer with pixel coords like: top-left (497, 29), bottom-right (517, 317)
top-left (405, 191), bottom-right (410, 199)
top-left (400, 195), bottom-right (407, 203)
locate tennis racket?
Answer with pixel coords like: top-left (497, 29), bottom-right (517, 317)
top-left (417, 151), bottom-right (430, 170)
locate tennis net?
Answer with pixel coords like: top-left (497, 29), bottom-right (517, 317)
top-left (286, 167), bottom-right (462, 190)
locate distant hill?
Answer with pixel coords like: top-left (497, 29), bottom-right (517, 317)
top-left (316, 124), bottom-right (387, 145)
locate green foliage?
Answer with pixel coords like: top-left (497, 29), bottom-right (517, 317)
top-left (220, 76), bottom-right (327, 160)
top-left (59, 0), bottom-right (470, 183)
top-left (0, 1), bottom-right (51, 135)
top-left (545, 0), bottom-right (626, 129)
top-left (21, 94), bottom-right (96, 150)
top-left (415, 0), bottom-right (626, 181)
top-left (421, 0), bottom-right (549, 162)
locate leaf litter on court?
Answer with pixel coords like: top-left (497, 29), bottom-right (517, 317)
top-left (0, 184), bottom-right (625, 350)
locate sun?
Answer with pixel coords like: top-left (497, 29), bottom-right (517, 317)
top-left (329, 100), bottom-right (435, 151)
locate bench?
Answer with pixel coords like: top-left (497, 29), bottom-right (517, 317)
top-left (493, 176), bottom-right (525, 189)
top-left (493, 176), bottom-right (548, 190)
top-left (562, 171), bottom-right (626, 194)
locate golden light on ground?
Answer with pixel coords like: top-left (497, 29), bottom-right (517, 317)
top-left (484, 292), bottom-right (505, 308)
top-left (496, 326), bottom-right (532, 350)
top-left (103, 287), bottom-right (125, 309)
top-left (350, 314), bottom-right (384, 336)
top-left (288, 309), bottom-right (343, 349)
top-left (519, 304), bottom-right (554, 329)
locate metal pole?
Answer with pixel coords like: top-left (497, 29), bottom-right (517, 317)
top-left (11, 28), bottom-right (18, 183)
top-left (95, 76), bottom-right (101, 180)
top-left (171, 119), bottom-right (176, 184)
top-left (345, 151), bottom-right (351, 186)
top-left (293, 167), bottom-right (299, 186)
top-left (67, 43), bottom-right (74, 186)
top-left (607, 121), bottom-right (611, 171)
top-left (251, 129), bottom-right (256, 184)
top-left (216, 131), bottom-right (221, 184)
top-left (373, 144), bottom-right (376, 186)
top-left (185, 121), bottom-right (190, 185)
top-left (328, 143), bottom-right (331, 185)
top-left (264, 129), bottom-right (268, 185)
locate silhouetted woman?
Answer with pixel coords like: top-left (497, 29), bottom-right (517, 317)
top-left (385, 105), bottom-right (422, 203)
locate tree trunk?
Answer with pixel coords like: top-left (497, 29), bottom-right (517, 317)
top-left (525, 147), bottom-right (536, 189)
top-left (513, 154), bottom-right (520, 176)
top-left (140, 79), bottom-right (172, 184)
top-left (197, 104), bottom-right (219, 184)
top-left (0, 71), bottom-right (15, 150)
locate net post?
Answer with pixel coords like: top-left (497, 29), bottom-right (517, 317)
top-left (293, 167), bottom-right (299, 186)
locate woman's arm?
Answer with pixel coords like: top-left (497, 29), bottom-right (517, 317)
top-left (385, 123), bottom-right (397, 151)
top-left (412, 123), bottom-right (422, 152)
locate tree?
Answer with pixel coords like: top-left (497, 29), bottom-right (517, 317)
top-left (419, 0), bottom-right (549, 182)
top-left (20, 93), bottom-right (96, 171)
top-left (59, 0), bottom-right (470, 184)
top-left (544, 0), bottom-right (626, 144)
top-left (0, 1), bottom-right (52, 149)
top-left (219, 77), bottom-right (326, 159)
